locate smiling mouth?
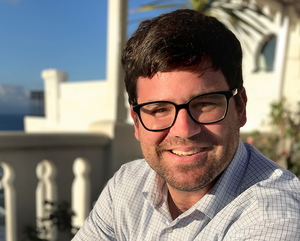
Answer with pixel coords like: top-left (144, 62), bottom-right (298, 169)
top-left (171, 148), bottom-right (203, 156)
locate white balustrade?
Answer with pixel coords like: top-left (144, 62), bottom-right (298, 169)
top-left (0, 162), bottom-right (16, 241)
top-left (72, 157), bottom-right (91, 230)
top-left (0, 132), bottom-right (112, 241)
top-left (36, 160), bottom-right (58, 240)
top-left (0, 157), bottom-right (96, 240)
top-left (0, 128), bottom-right (141, 240)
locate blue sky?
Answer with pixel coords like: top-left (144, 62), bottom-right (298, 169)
top-left (0, 0), bottom-right (175, 114)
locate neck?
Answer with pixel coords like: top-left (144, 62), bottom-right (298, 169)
top-left (167, 182), bottom-right (214, 220)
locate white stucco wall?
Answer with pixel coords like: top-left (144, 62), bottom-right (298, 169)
top-left (241, 4), bottom-right (300, 133)
top-left (59, 81), bottom-right (114, 130)
top-left (282, 20), bottom-right (300, 108)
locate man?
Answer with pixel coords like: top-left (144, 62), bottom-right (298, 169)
top-left (73, 9), bottom-right (300, 240)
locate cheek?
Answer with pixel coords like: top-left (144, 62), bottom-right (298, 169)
top-left (201, 124), bottom-right (226, 146)
top-left (220, 102), bottom-right (240, 130)
top-left (204, 111), bottom-right (239, 144)
top-left (138, 128), bottom-right (169, 147)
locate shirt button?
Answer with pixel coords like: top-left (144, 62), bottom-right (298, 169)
top-left (165, 227), bottom-right (173, 233)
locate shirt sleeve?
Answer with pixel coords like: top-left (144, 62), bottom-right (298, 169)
top-left (71, 179), bottom-right (117, 241)
top-left (224, 218), bottom-right (300, 240)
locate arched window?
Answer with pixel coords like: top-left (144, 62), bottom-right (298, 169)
top-left (256, 34), bottom-right (276, 72)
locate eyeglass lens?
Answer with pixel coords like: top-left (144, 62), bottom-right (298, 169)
top-left (139, 93), bottom-right (228, 130)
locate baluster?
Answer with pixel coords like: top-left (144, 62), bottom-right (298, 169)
top-left (0, 162), bottom-right (16, 241)
top-left (72, 157), bottom-right (91, 232)
top-left (36, 160), bottom-right (57, 241)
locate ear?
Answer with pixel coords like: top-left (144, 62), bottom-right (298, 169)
top-left (237, 88), bottom-right (247, 127)
top-left (130, 107), bottom-right (140, 141)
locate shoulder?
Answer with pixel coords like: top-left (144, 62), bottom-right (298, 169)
top-left (222, 144), bottom-right (300, 239)
top-left (106, 159), bottom-right (153, 197)
top-left (242, 143), bottom-right (300, 218)
top-left (72, 159), bottom-right (151, 240)
top-left (242, 143), bottom-right (299, 189)
top-left (90, 159), bottom-right (153, 223)
top-left (112, 159), bottom-right (152, 183)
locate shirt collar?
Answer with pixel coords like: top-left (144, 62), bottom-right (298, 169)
top-left (142, 165), bottom-right (166, 208)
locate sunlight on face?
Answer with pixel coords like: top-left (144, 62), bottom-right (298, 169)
top-left (134, 70), bottom-right (242, 192)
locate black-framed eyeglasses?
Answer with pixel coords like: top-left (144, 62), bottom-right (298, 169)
top-left (132, 89), bottom-right (238, 131)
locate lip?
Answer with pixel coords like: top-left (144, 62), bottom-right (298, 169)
top-left (171, 148), bottom-right (202, 156)
top-left (166, 146), bottom-right (211, 164)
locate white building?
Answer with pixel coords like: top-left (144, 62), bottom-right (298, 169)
top-left (24, 0), bottom-right (129, 138)
top-left (24, 0), bottom-right (300, 136)
top-left (240, 0), bottom-right (300, 133)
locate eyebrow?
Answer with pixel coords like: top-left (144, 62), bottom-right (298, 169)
top-left (143, 91), bottom-right (216, 103)
top-left (142, 102), bottom-right (169, 108)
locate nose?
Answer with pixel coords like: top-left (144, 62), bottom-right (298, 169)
top-left (168, 108), bottom-right (201, 138)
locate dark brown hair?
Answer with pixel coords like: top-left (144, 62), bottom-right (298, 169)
top-left (121, 9), bottom-right (243, 105)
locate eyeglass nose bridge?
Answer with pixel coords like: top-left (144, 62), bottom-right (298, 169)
top-left (171, 102), bottom-right (198, 127)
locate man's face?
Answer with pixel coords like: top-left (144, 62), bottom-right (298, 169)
top-left (131, 70), bottom-right (247, 192)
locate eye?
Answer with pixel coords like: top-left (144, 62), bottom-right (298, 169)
top-left (190, 94), bottom-right (225, 112)
top-left (154, 108), bottom-right (167, 113)
top-left (140, 103), bottom-right (174, 117)
top-left (149, 107), bottom-right (169, 115)
top-left (191, 100), bottom-right (217, 111)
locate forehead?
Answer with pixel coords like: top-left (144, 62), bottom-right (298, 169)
top-left (136, 70), bottom-right (229, 103)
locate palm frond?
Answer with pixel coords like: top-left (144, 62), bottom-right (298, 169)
top-left (130, 0), bottom-right (272, 54)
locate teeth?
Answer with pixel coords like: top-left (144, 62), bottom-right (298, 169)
top-left (171, 148), bottom-right (201, 156)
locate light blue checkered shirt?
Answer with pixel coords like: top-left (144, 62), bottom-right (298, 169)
top-left (73, 140), bottom-right (300, 240)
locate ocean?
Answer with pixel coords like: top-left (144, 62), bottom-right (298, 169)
top-left (0, 114), bottom-right (25, 131)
